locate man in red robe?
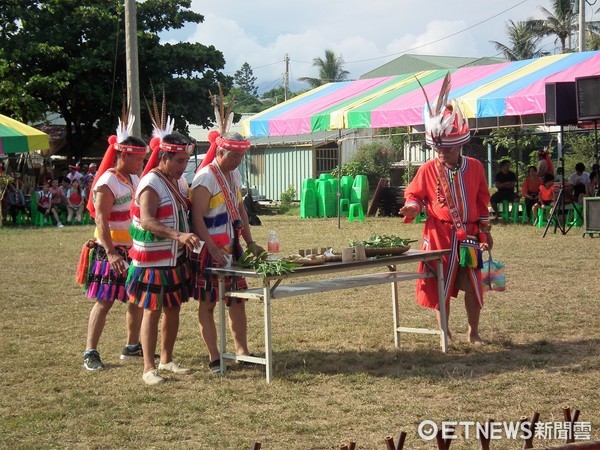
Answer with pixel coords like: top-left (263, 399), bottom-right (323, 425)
top-left (400, 78), bottom-right (493, 344)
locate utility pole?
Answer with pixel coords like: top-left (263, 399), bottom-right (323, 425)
top-left (125, 0), bottom-right (141, 136)
top-left (577, 0), bottom-right (586, 52)
top-left (284, 53), bottom-right (289, 101)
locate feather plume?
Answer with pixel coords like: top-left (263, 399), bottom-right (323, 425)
top-left (414, 75), bottom-right (433, 118)
top-left (435, 72), bottom-right (452, 115)
top-left (116, 90), bottom-right (134, 143)
top-left (209, 82), bottom-right (235, 133)
top-left (145, 83), bottom-right (171, 138)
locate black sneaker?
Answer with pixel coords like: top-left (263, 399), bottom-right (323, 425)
top-left (120, 343), bottom-right (143, 360)
top-left (208, 359), bottom-right (222, 373)
top-left (83, 350), bottom-right (105, 371)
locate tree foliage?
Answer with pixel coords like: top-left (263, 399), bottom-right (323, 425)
top-left (0, 0), bottom-right (230, 159)
top-left (537, 0), bottom-right (577, 53)
top-left (234, 62), bottom-right (258, 97)
top-left (490, 20), bottom-right (543, 61)
top-left (298, 49), bottom-right (350, 88)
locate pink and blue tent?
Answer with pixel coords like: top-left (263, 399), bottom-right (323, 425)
top-left (242, 51), bottom-right (600, 137)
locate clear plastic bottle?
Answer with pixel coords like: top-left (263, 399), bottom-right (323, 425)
top-left (267, 230), bottom-right (280, 254)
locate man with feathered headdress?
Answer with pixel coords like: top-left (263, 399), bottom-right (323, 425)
top-left (400, 72), bottom-right (493, 345)
top-left (125, 92), bottom-right (202, 385)
top-left (76, 115), bottom-right (148, 371)
top-left (189, 86), bottom-right (264, 373)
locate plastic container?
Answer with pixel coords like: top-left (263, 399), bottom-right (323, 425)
top-left (267, 230), bottom-right (280, 254)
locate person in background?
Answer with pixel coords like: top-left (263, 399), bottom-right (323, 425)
top-left (84, 163), bottom-right (98, 186)
top-left (126, 128), bottom-right (201, 386)
top-left (399, 72), bottom-right (492, 345)
top-left (37, 180), bottom-right (63, 227)
top-left (49, 178), bottom-right (68, 217)
top-left (76, 119), bottom-right (148, 371)
top-left (66, 178), bottom-right (84, 224)
top-left (67, 164), bottom-right (83, 185)
top-left (536, 148), bottom-right (554, 179)
top-left (190, 131), bottom-right (265, 373)
top-left (569, 162), bottom-right (591, 203)
top-left (532, 173), bottom-right (556, 223)
top-left (583, 171), bottom-right (598, 199)
top-left (521, 166), bottom-right (542, 219)
top-left (490, 159), bottom-right (520, 218)
top-left (6, 183), bottom-right (28, 224)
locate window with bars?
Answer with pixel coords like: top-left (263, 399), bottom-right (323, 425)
top-left (315, 145), bottom-right (338, 176)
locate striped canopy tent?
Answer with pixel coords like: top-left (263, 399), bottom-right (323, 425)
top-left (0, 114), bottom-right (50, 155)
top-left (242, 51), bottom-right (600, 138)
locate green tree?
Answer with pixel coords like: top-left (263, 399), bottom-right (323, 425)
top-left (0, 0), bottom-right (230, 159)
top-left (490, 20), bottom-right (543, 61)
top-left (298, 49), bottom-right (350, 88)
top-left (234, 62), bottom-right (258, 97)
top-left (537, 0), bottom-right (577, 53)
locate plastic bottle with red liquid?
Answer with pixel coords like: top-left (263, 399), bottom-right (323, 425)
top-left (267, 230), bottom-right (280, 254)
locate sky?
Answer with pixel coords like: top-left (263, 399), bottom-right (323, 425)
top-left (161, 0), bottom-right (589, 94)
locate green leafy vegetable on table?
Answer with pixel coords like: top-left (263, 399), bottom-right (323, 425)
top-left (237, 250), bottom-right (301, 277)
top-left (349, 234), bottom-right (417, 248)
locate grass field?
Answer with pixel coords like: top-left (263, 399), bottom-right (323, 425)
top-left (0, 215), bottom-right (598, 449)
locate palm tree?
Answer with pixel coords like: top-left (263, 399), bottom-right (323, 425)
top-left (537, 0), bottom-right (577, 53)
top-left (299, 49), bottom-right (350, 88)
top-left (490, 20), bottom-right (543, 61)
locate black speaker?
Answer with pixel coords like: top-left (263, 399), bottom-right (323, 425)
top-left (576, 75), bottom-right (600, 121)
top-left (545, 82), bottom-right (578, 125)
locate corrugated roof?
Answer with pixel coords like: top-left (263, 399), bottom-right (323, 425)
top-left (360, 54), bottom-right (506, 79)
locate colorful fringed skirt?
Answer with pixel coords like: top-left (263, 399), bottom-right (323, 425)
top-left (125, 256), bottom-right (191, 311)
top-left (76, 240), bottom-right (129, 302)
top-left (189, 247), bottom-right (248, 306)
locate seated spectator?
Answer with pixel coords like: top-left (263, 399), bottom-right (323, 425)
top-left (82, 177), bottom-right (93, 209)
top-left (490, 159), bottom-right (520, 217)
top-left (6, 183), bottom-right (28, 225)
top-left (49, 178), bottom-right (68, 215)
top-left (66, 179), bottom-right (84, 224)
top-left (569, 162), bottom-right (591, 202)
top-left (583, 171), bottom-right (599, 200)
top-left (555, 167), bottom-right (564, 183)
top-left (521, 166), bottom-right (542, 218)
top-left (532, 173), bottom-right (556, 224)
top-left (37, 180), bottom-right (63, 227)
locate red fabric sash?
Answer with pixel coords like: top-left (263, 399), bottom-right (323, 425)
top-left (436, 158), bottom-right (467, 241)
top-left (209, 163), bottom-right (241, 226)
top-left (151, 168), bottom-right (190, 213)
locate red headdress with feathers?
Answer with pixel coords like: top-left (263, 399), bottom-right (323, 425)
top-left (198, 84), bottom-right (250, 171)
top-left (417, 72), bottom-right (470, 149)
top-left (86, 111), bottom-right (147, 218)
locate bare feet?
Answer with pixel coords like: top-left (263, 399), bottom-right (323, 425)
top-left (468, 332), bottom-right (485, 345)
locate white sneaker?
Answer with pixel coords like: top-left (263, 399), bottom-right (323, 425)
top-left (142, 369), bottom-right (165, 385)
top-left (158, 361), bottom-right (191, 374)
top-left (57, 222), bottom-right (64, 228)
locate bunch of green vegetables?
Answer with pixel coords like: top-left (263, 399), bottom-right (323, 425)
top-left (349, 234), bottom-right (417, 248)
top-left (237, 250), bottom-right (301, 277)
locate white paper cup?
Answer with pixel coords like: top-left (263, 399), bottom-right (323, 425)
top-left (224, 254), bottom-right (233, 268)
top-left (192, 240), bottom-right (205, 254)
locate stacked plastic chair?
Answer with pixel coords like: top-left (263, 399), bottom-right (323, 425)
top-left (348, 174), bottom-right (368, 222)
top-left (300, 178), bottom-right (318, 218)
top-left (316, 176), bottom-right (336, 217)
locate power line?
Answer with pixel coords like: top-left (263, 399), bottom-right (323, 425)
top-left (290, 0), bottom-right (530, 67)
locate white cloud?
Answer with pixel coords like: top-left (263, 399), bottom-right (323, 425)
top-left (165, 0), bottom-right (557, 92)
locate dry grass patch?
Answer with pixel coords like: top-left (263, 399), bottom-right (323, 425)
top-left (0, 217), bottom-right (598, 449)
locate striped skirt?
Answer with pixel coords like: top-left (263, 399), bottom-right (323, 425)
top-left (126, 256), bottom-right (190, 311)
top-left (76, 241), bottom-right (129, 303)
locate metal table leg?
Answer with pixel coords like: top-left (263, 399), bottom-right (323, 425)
top-left (436, 256), bottom-right (448, 352)
top-left (218, 275), bottom-right (227, 374)
top-left (389, 264), bottom-right (400, 348)
top-left (263, 280), bottom-right (273, 382)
